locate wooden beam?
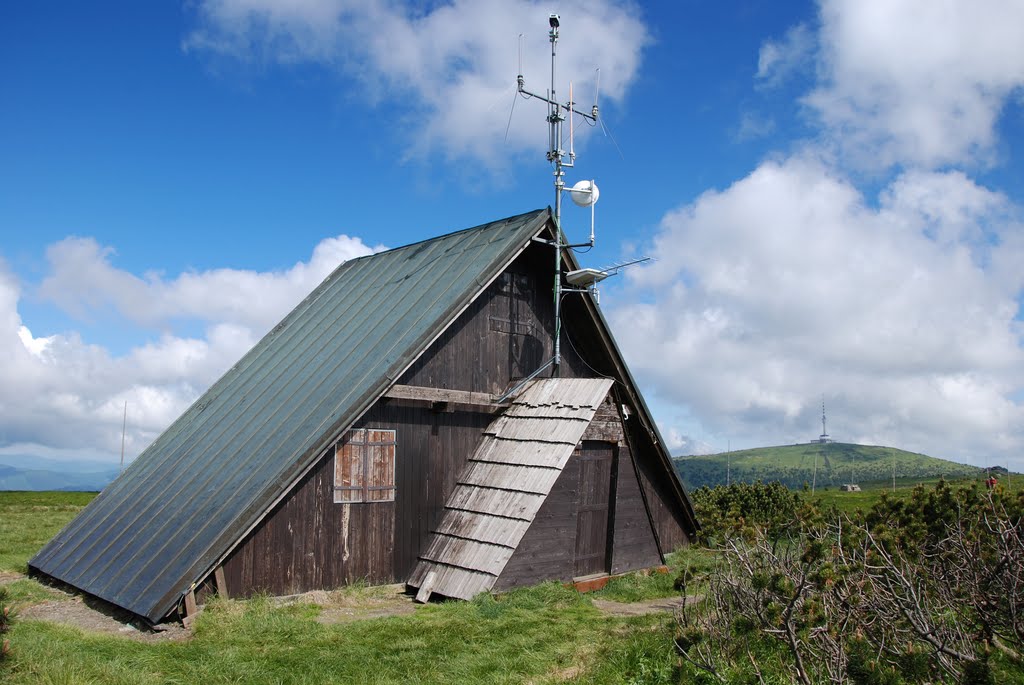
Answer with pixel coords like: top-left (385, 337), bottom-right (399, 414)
top-left (415, 571), bottom-right (437, 604)
top-left (385, 384), bottom-right (509, 408)
top-left (182, 589), bottom-right (198, 629)
top-left (214, 565), bottom-right (228, 599)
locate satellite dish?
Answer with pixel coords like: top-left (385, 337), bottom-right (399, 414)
top-left (569, 179), bottom-right (600, 207)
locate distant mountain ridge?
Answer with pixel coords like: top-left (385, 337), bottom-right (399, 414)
top-left (0, 462), bottom-right (117, 491)
top-left (673, 442), bottom-right (982, 490)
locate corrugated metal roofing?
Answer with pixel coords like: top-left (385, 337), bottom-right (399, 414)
top-left (29, 208), bottom-right (552, 622)
top-left (406, 377), bottom-right (613, 601)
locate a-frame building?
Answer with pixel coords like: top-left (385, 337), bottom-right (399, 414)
top-left (30, 208), bottom-right (698, 623)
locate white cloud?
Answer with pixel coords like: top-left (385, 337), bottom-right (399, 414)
top-left (663, 427), bottom-right (715, 456)
top-left (614, 1), bottom-right (1024, 470)
top-left (610, 154), bottom-right (1024, 467)
top-left (1, 234), bottom-right (378, 464)
top-left (183, 0), bottom-right (649, 166)
top-left (805, 0), bottom-right (1024, 170)
top-left (38, 234), bottom-right (380, 331)
top-left (756, 22), bottom-right (813, 87)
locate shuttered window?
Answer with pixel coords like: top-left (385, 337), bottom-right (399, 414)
top-left (333, 429), bottom-right (396, 503)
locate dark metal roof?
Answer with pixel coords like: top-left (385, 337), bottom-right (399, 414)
top-left (29, 208), bottom-right (551, 622)
top-left (407, 377), bottom-right (613, 600)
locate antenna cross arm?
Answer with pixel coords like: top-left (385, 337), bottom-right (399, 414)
top-left (568, 103), bottom-right (598, 123)
top-left (517, 85), bottom-right (598, 122)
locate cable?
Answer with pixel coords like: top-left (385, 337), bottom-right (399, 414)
top-left (558, 293), bottom-right (618, 383)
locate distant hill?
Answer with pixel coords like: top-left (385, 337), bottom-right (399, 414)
top-left (673, 442), bottom-right (982, 490)
top-left (0, 464), bottom-right (116, 491)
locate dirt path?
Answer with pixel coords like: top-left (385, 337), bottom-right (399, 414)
top-left (15, 583), bottom-right (417, 640)
top-left (20, 595), bottom-right (190, 642)
top-left (0, 570), bottom-right (23, 584)
top-left (6, 571), bottom-right (187, 642)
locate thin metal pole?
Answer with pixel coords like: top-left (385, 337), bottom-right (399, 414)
top-left (550, 23), bottom-right (562, 223)
top-left (892, 449), bottom-right (896, 492)
top-left (812, 449), bottom-right (818, 494)
top-left (549, 21), bottom-right (563, 371)
top-left (120, 401), bottom-right (127, 474)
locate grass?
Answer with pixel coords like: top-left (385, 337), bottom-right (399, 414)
top-left (590, 547), bottom-right (716, 603)
top-left (4, 584), bottom-right (675, 685)
top-left (0, 490), bottom-right (688, 685)
top-left (0, 491), bottom-right (95, 573)
top-left (810, 474), bottom-right (1022, 514)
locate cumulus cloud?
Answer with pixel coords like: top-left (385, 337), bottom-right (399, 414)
top-left (805, 0), bottom-right (1024, 170)
top-left (610, 1), bottom-right (1024, 470)
top-left (610, 155), bottom-right (1024, 465)
top-left (183, 0), bottom-right (648, 166)
top-left (2, 234), bottom-right (378, 464)
top-left (38, 234), bottom-right (380, 331)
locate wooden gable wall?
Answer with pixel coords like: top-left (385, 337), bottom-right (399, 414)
top-left (219, 239), bottom-right (691, 599)
top-left (221, 242), bottom-right (589, 597)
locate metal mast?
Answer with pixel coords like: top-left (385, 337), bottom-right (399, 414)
top-left (516, 15), bottom-right (599, 370)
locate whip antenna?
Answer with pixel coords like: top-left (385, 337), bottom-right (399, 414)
top-left (569, 81), bottom-right (575, 160)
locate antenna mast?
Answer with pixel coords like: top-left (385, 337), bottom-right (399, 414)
top-left (517, 15), bottom-right (599, 225)
top-left (120, 400), bottom-right (127, 475)
top-left (516, 15), bottom-right (600, 370)
top-left (818, 395), bottom-right (831, 443)
top-left (821, 398), bottom-right (827, 439)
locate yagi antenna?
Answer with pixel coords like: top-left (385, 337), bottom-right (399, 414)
top-left (564, 257), bottom-right (652, 305)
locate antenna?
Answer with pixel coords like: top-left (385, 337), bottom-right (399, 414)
top-left (515, 16), bottom-right (602, 369)
top-left (518, 33), bottom-right (523, 76)
top-left (817, 395), bottom-right (832, 443)
top-left (727, 440), bottom-right (731, 486)
top-left (120, 400), bottom-right (127, 475)
top-left (563, 257), bottom-right (651, 304)
top-left (569, 81), bottom-right (575, 160)
top-left (516, 14), bottom-right (599, 225)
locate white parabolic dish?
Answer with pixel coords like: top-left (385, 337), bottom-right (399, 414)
top-left (569, 180), bottom-right (600, 207)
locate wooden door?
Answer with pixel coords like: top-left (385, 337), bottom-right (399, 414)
top-left (574, 441), bottom-right (616, 577)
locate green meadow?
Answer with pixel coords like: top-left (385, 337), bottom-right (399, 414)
top-left (0, 490), bottom-right (689, 685)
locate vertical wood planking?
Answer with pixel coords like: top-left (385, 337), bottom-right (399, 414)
top-left (493, 451), bottom-right (580, 591)
top-left (574, 442), bottom-right (614, 577)
top-left (609, 436), bottom-right (663, 574)
top-left (223, 243), bottom-right (585, 597)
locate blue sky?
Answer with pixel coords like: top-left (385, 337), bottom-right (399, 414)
top-left (3, 1), bottom-right (1024, 471)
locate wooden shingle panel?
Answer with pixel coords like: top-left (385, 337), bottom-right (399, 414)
top-left (458, 462), bottom-right (562, 495)
top-left (407, 377), bottom-right (613, 600)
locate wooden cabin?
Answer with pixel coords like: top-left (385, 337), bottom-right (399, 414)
top-left (30, 208), bottom-right (698, 623)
